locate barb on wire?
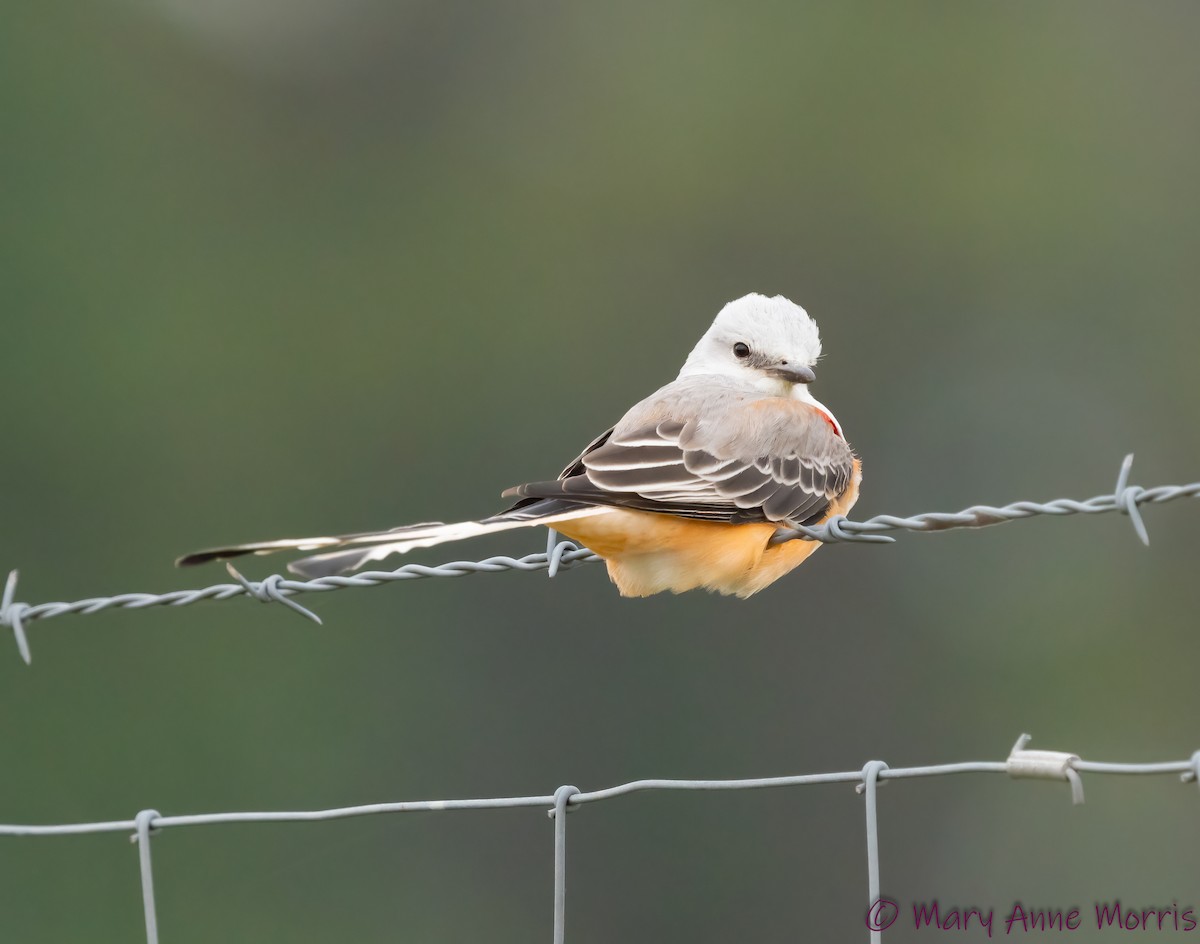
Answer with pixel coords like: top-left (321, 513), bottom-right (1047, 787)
top-left (0, 736), bottom-right (1194, 944)
top-left (224, 563), bottom-right (323, 625)
top-left (3, 453), bottom-right (1197, 664)
top-left (2, 570), bottom-right (32, 665)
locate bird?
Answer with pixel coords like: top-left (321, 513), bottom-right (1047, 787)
top-left (177, 293), bottom-right (861, 597)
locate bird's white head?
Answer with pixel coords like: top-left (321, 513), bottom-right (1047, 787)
top-left (678, 293), bottom-right (823, 398)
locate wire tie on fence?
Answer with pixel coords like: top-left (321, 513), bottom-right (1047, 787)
top-left (855, 760), bottom-right (890, 795)
top-left (1181, 750), bottom-right (1200, 789)
top-left (129, 809), bottom-right (161, 844)
top-left (0, 570), bottom-right (33, 665)
top-left (548, 784), bottom-right (581, 818)
top-left (224, 564), bottom-right (322, 625)
top-left (1006, 733), bottom-right (1084, 805)
top-left (1114, 453), bottom-right (1150, 546)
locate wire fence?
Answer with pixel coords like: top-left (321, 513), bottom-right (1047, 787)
top-left (1, 453), bottom-right (1197, 665)
top-left (1, 734), bottom-right (1197, 944)
top-left (4, 454), bottom-right (1199, 940)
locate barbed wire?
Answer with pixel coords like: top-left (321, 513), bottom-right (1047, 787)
top-left (2, 454), bottom-right (1195, 665)
top-left (1, 734), bottom-right (1196, 944)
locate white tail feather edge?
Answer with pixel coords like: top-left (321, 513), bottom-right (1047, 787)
top-left (286, 506), bottom-right (608, 578)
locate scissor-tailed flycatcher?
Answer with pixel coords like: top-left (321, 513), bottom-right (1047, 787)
top-left (178, 293), bottom-right (860, 597)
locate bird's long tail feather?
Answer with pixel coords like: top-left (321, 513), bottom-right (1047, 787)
top-left (175, 500), bottom-right (606, 579)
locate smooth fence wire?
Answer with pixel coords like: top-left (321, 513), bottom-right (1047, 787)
top-left (1, 735), bottom-right (1197, 944)
top-left (2, 454), bottom-right (1197, 664)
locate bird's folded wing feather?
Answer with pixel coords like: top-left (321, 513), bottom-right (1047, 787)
top-left (506, 393), bottom-right (854, 526)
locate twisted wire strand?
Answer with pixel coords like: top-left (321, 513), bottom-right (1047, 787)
top-left (2, 454), bottom-right (1195, 664)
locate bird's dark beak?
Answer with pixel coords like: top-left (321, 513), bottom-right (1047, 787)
top-left (767, 364), bottom-right (815, 384)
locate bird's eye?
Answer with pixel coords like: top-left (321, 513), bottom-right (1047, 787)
top-left (733, 342), bottom-right (751, 359)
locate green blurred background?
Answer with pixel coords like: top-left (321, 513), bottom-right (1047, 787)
top-left (2, 1), bottom-right (1198, 940)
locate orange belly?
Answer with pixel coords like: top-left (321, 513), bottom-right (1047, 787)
top-left (553, 459), bottom-right (862, 598)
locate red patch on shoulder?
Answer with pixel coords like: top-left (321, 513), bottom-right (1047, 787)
top-left (812, 406), bottom-right (842, 438)
top-left (750, 398), bottom-right (845, 439)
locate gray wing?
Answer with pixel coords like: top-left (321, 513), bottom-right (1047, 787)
top-left (505, 401), bottom-right (854, 526)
